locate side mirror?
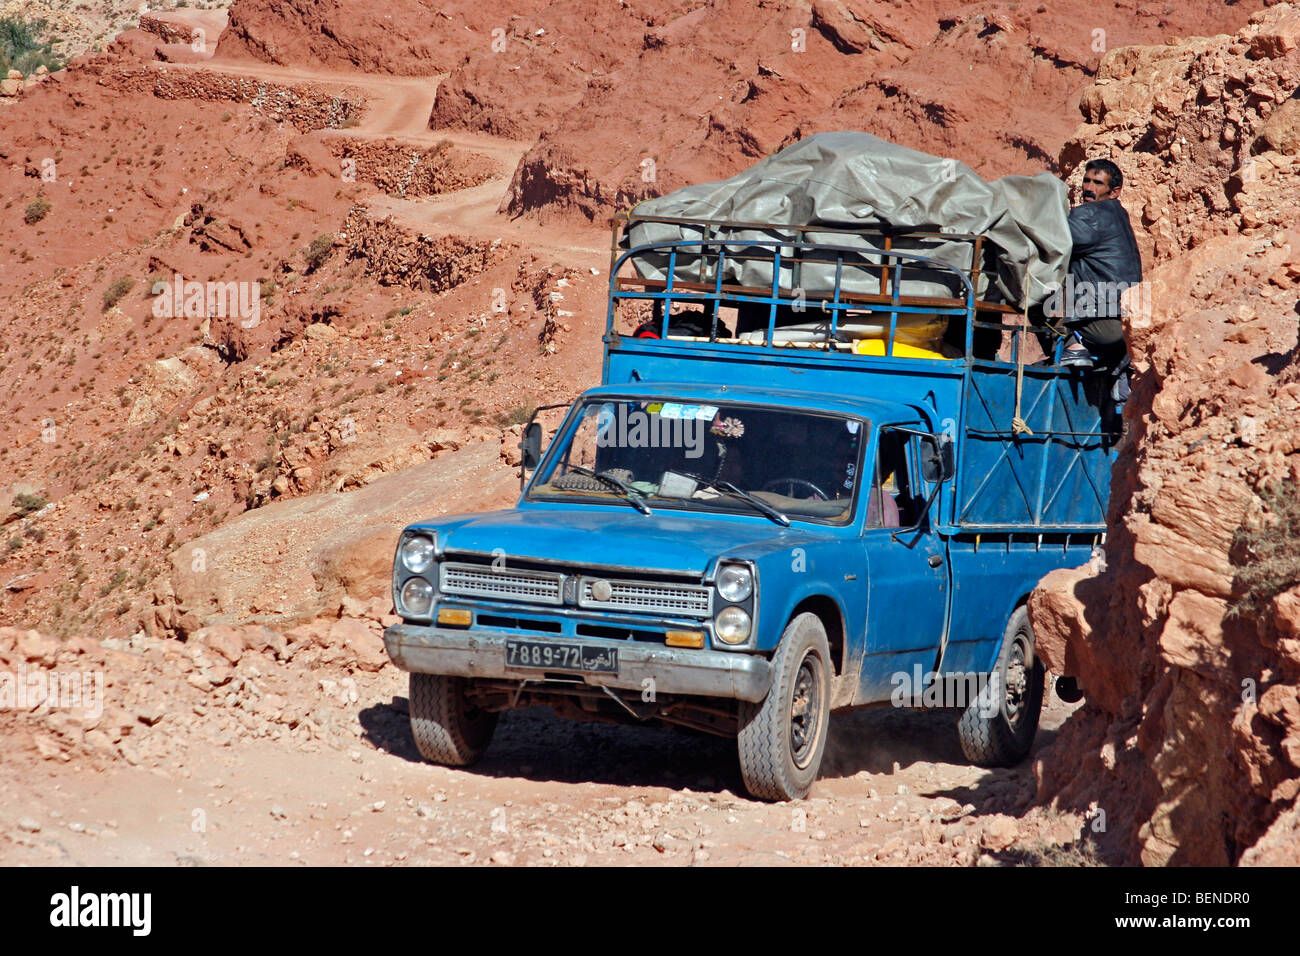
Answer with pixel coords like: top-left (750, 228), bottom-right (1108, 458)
top-left (520, 422), bottom-right (543, 471)
top-left (920, 433), bottom-right (955, 484)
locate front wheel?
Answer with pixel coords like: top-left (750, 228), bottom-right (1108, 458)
top-left (737, 612), bottom-right (832, 801)
top-left (956, 606), bottom-right (1044, 766)
top-left (409, 673), bottom-right (498, 766)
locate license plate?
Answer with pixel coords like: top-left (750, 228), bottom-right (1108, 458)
top-left (505, 640), bottom-right (618, 674)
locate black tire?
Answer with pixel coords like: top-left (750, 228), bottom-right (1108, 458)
top-left (957, 606), bottom-right (1045, 766)
top-left (409, 673), bottom-right (498, 766)
top-left (737, 612), bottom-right (832, 801)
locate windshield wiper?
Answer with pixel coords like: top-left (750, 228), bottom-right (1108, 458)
top-left (677, 472), bottom-right (790, 527)
top-left (567, 466), bottom-right (653, 515)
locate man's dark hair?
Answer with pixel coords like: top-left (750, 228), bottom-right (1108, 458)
top-left (1084, 158), bottom-right (1123, 190)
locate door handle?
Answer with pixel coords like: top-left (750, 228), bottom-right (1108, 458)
top-left (928, 554), bottom-right (944, 568)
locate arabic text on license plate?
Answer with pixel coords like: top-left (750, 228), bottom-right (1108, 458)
top-left (505, 640), bottom-right (618, 673)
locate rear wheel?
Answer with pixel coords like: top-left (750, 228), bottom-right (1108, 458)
top-left (409, 673), bottom-right (498, 766)
top-left (957, 606), bottom-right (1044, 766)
top-left (737, 613), bottom-right (832, 801)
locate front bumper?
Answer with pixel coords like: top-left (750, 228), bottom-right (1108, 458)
top-left (384, 623), bottom-right (773, 703)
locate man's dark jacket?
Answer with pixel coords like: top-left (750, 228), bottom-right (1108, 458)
top-left (1066, 198), bottom-right (1142, 319)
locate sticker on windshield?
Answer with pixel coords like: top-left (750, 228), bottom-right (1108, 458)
top-left (659, 403), bottom-right (719, 420)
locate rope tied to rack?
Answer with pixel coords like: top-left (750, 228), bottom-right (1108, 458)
top-left (1012, 320), bottom-right (1033, 436)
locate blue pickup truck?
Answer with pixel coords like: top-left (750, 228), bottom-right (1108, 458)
top-left (383, 214), bottom-right (1116, 800)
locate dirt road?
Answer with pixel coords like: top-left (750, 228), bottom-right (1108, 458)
top-left (1, 664), bottom-right (1085, 866)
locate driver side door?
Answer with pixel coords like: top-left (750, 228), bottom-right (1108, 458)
top-left (855, 426), bottom-right (950, 704)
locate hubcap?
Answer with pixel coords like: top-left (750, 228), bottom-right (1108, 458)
top-left (789, 652), bottom-right (823, 769)
top-left (1003, 637), bottom-right (1029, 727)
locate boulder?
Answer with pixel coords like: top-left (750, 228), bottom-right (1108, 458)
top-left (1254, 98), bottom-right (1300, 156)
top-left (303, 322), bottom-right (339, 342)
top-left (1248, 7), bottom-right (1300, 58)
top-left (194, 626), bottom-right (245, 665)
top-left (329, 617), bottom-right (388, 672)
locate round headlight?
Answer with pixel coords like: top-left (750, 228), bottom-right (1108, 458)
top-left (401, 578), bottom-right (434, 617)
top-left (716, 563), bottom-right (753, 603)
top-left (715, 606), bottom-right (752, 645)
top-left (400, 535), bottom-right (435, 574)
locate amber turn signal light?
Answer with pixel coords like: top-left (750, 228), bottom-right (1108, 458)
top-left (436, 607), bottom-right (472, 626)
top-left (665, 630), bottom-right (705, 649)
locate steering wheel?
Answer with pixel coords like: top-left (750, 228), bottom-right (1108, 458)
top-left (762, 477), bottom-right (830, 501)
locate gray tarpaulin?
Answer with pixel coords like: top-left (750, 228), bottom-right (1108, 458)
top-left (624, 131), bottom-right (1070, 313)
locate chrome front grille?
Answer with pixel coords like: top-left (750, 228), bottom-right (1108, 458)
top-left (579, 577), bottom-right (712, 618)
top-left (437, 558), bottom-right (712, 619)
top-left (439, 563), bottom-right (564, 605)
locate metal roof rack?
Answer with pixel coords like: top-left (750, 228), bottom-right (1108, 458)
top-left (607, 213), bottom-right (1022, 362)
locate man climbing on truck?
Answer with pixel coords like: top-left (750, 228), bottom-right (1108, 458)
top-left (1051, 158), bottom-right (1143, 371)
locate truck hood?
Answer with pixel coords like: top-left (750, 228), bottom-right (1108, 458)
top-left (417, 506), bottom-right (832, 576)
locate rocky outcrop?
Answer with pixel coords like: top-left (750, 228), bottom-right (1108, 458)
top-left (319, 423), bottom-right (433, 492)
top-left (139, 13), bottom-right (196, 46)
top-left (1029, 6), bottom-right (1300, 866)
top-left (502, 142), bottom-right (663, 223)
top-left (1059, 8), bottom-right (1300, 261)
top-left (219, 0), bottom-right (448, 73)
top-left (502, 0), bottom-right (1270, 222)
top-left (427, 33), bottom-right (596, 142)
top-left (168, 440), bottom-right (518, 633)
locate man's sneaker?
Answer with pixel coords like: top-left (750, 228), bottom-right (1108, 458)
top-left (1059, 340), bottom-right (1094, 368)
top-left (1111, 368), bottom-right (1131, 414)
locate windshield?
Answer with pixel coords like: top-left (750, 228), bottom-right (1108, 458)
top-left (529, 398), bottom-right (867, 524)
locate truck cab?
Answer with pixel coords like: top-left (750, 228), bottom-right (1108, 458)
top-left (383, 214), bottom-right (1117, 800)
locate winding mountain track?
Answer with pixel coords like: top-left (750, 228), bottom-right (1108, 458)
top-left (151, 10), bottom-right (605, 261)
